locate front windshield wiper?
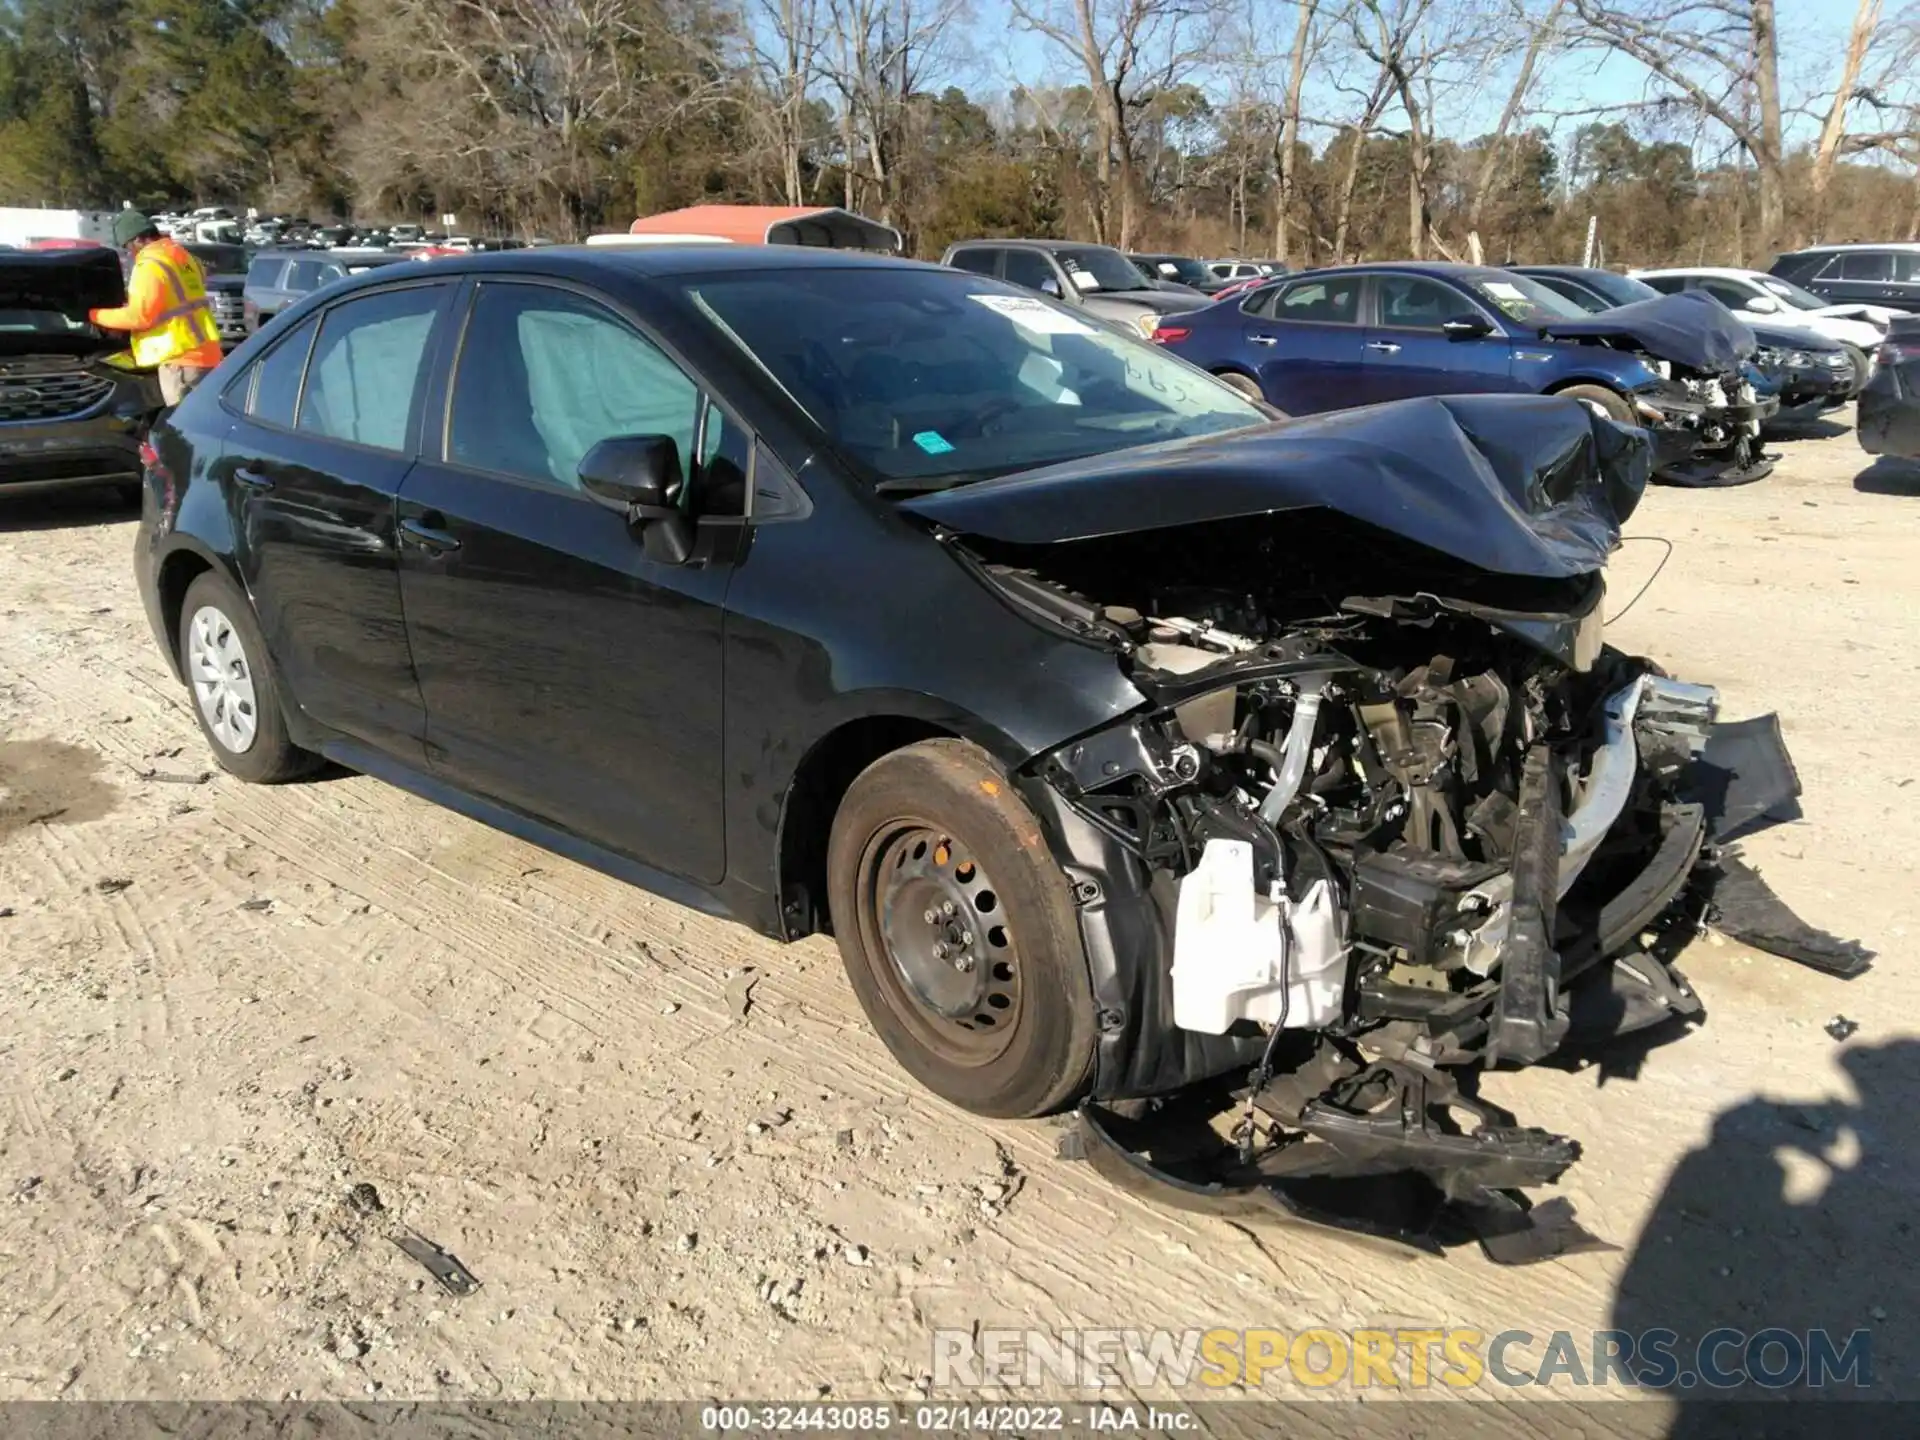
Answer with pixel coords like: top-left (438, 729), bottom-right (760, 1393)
top-left (873, 474), bottom-right (990, 495)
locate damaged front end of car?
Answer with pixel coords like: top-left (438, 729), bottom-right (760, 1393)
top-left (907, 393), bottom-right (1864, 1261)
top-left (1544, 290), bottom-right (1780, 487)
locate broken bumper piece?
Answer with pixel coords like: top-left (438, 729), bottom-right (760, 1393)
top-left (1073, 1052), bottom-right (1613, 1265)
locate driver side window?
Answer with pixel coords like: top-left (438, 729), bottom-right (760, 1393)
top-left (1003, 249), bottom-right (1060, 295)
top-left (448, 283), bottom-right (700, 497)
top-left (1700, 279), bottom-right (1756, 310)
top-left (1377, 276), bottom-right (1470, 330)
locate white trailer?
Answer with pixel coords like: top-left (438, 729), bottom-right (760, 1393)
top-left (0, 206), bottom-right (118, 249)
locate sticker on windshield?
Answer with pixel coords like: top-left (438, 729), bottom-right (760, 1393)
top-left (913, 430), bottom-right (956, 455)
top-left (1482, 281), bottom-right (1527, 301)
top-left (966, 294), bottom-right (1098, 335)
top-left (1068, 270), bottom-right (1100, 291)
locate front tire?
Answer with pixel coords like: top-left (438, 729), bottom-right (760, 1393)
top-left (1841, 342), bottom-right (1871, 394)
top-left (1213, 370), bottom-right (1265, 402)
top-left (1554, 382), bottom-right (1635, 425)
top-left (178, 571), bottom-right (319, 783)
top-left (826, 739), bottom-right (1098, 1118)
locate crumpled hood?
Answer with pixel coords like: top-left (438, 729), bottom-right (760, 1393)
top-left (1540, 290), bottom-right (1756, 372)
top-left (901, 392), bottom-right (1651, 580)
top-left (1812, 301), bottom-right (1899, 327)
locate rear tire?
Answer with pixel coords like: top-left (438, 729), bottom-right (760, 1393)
top-left (177, 571), bottom-right (320, 784)
top-left (1554, 383), bottom-right (1635, 425)
top-left (826, 739), bottom-right (1098, 1118)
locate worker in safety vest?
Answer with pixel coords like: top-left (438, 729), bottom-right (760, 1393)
top-left (89, 211), bottom-right (224, 405)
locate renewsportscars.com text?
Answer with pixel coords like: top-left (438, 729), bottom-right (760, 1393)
top-left (931, 1326), bottom-right (1871, 1392)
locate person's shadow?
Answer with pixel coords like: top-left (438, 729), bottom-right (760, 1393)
top-left (1610, 1039), bottom-right (1920, 1432)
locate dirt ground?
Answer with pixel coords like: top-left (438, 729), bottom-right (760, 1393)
top-left (1, 414), bottom-right (1916, 1428)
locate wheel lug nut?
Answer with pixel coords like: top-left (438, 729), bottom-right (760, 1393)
top-left (954, 954), bottom-right (974, 973)
top-left (959, 931), bottom-right (973, 947)
top-left (942, 901), bottom-right (956, 918)
top-left (923, 908), bottom-right (938, 925)
top-left (933, 942), bottom-right (948, 959)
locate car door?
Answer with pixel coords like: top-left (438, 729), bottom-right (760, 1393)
top-left (393, 277), bottom-right (737, 883)
top-left (1362, 273), bottom-right (1517, 401)
top-left (1238, 274), bottom-right (1368, 413)
top-left (225, 278), bottom-right (456, 761)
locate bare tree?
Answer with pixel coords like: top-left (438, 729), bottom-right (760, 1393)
top-left (1464, 0), bottom-right (1566, 258)
top-left (352, 0), bottom-right (733, 236)
top-left (1271, 0), bottom-right (1322, 262)
top-left (1568, 0), bottom-right (1787, 253)
top-left (820, 0), bottom-right (967, 222)
top-left (742, 0), bottom-right (826, 204)
top-left (1010, 0), bottom-right (1225, 245)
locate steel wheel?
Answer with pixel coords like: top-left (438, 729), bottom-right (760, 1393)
top-left (187, 603), bottom-right (259, 754)
top-left (860, 822), bottom-right (1023, 1066)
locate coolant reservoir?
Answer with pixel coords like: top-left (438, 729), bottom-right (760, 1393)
top-left (1171, 839), bottom-right (1348, 1034)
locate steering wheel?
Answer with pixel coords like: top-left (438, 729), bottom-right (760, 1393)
top-left (948, 395), bottom-right (1026, 439)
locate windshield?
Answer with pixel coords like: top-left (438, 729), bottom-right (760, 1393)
top-left (1462, 271), bottom-right (1590, 324)
top-left (1138, 255), bottom-right (1211, 287)
top-left (686, 267), bottom-right (1264, 489)
top-left (1053, 246), bottom-right (1153, 294)
top-left (1579, 270), bottom-right (1661, 308)
top-left (1758, 275), bottom-right (1828, 310)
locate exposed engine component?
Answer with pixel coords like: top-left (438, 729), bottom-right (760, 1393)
top-left (1015, 560), bottom-right (1865, 1259)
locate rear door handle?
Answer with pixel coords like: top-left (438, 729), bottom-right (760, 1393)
top-left (1365, 341), bottom-right (1402, 354)
top-left (399, 516), bottom-right (461, 554)
top-left (1248, 334), bottom-right (1280, 346)
top-left (233, 465), bottom-right (274, 490)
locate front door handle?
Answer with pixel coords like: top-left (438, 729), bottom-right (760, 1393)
top-left (233, 465), bottom-right (274, 490)
top-left (1248, 334), bottom-right (1280, 346)
top-left (1365, 341), bottom-right (1402, 354)
top-left (399, 516), bottom-right (462, 554)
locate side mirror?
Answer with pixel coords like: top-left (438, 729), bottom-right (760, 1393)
top-left (1441, 314), bottom-right (1494, 340)
top-left (578, 434), bottom-right (696, 565)
top-left (1746, 294), bottom-right (1780, 314)
top-left (1038, 275), bottom-right (1062, 299)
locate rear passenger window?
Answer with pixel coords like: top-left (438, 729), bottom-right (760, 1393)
top-left (286, 260), bottom-right (326, 291)
top-left (1837, 252), bottom-right (1893, 281)
top-left (296, 285), bottom-right (444, 452)
top-left (1275, 277), bottom-right (1362, 323)
top-left (245, 256), bottom-right (284, 287)
top-left (248, 315), bottom-right (318, 428)
top-left (448, 283), bottom-right (701, 493)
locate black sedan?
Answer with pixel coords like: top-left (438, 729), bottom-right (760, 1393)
top-left (133, 246), bottom-right (1845, 1245)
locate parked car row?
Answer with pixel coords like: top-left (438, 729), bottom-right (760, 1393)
top-left (927, 233), bottom-right (1915, 485)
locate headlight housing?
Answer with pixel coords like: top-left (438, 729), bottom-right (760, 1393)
top-left (1135, 313), bottom-right (1161, 338)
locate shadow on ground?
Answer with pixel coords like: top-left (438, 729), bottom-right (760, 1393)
top-left (1855, 457), bottom-right (1920, 496)
top-left (0, 485), bottom-right (140, 532)
top-left (1609, 1038), bottom-right (1920, 1430)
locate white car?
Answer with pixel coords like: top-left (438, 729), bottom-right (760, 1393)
top-left (1632, 266), bottom-right (1890, 360)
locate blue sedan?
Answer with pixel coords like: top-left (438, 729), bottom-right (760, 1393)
top-left (1150, 261), bottom-right (1778, 484)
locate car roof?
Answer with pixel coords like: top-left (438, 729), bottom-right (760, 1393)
top-left (1777, 242), bottom-right (1920, 255)
top-left (306, 245), bottom-right (952, 299)
top-left (1282, 260), bottom-right (1532, 284)
top-left (1630, 267), bottom-right (1763, 280)
top-left (946, 238), bottom-right (1118, 253)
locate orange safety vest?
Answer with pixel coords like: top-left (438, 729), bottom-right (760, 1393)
top-left (128, 239), bottom-right (222, 369)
